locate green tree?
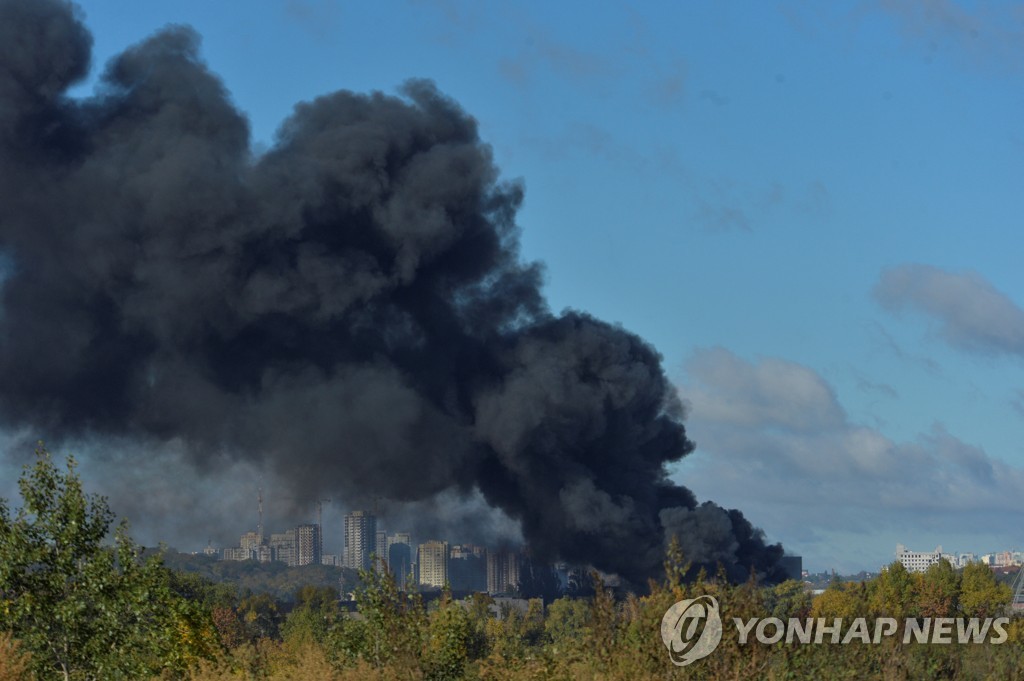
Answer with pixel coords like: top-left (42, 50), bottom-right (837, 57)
top-left (869, 561), bottom-right (917, 618)
top-left (423, 587), bottom-right (472, 681)
top-left (236, 592), bottom-right (283, 642)
top-left (765, 579), bottom-right (812, 620)
top-left (959, 561), bottom-right (1011, 618)
top-left (330, 563), bottom-right (426, 670)
top-left (0, 445), bottom-right (218, 680)
top-left (281, 585), bottom-right (339, 647)
top-left (915, 559), bottom-right (960, 618)
top-left (810, 580), bottom-right (866, 619)
top-left (544, 596), bottom-right (590, 647)
top-left (462, 592), bottom-right (493, 659)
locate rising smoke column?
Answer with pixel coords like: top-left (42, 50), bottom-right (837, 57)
top-left (0, 0), bottom-right (785, 585)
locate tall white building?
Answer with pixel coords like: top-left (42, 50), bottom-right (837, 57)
top-left (896, 544), bottom-right (948, 573)
top-left (418, 540), bottom-right (449, 588)
top-left (344, 510), bottom-right (377, 571)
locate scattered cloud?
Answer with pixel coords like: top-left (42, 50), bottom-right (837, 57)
top-left (691, 178), bottom-right (831, 233)
top-left (856, 375), bottom-right (899, 400)
top-left (498, 26), bottom-right (610, 88)
top-left (684, 347), bottom-right (846, 431)
top-left (869, 0), bottom-right (1024, 69)
top-left (648, 60), bottom-right (688, 109)
top-left (779, 0), bottom-right (1024, 72)
top-left (874, 263), bottom-right (1024, 357)
top-left (676, 347), bottom-right (1024, 569)
top-left (1011, 390), bottom-right (1024, 420)
top-left (866, 321), bottom-right (943, 375)
top-left (283, 0), bottom-right (342, 41)
top-left (698, 89), bottom-right (730, 107)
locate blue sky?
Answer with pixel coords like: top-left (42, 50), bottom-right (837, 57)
top-left (32, 0), bottom-right (1024, 572)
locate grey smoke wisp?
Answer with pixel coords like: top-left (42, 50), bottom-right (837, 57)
top-left (0, 0), bottom-right (784, 585)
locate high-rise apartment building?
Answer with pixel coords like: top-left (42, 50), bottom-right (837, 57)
top-left (450, 544), bottom-right (487, 592)
top-left (388, 542), bottom-right (413, 589)
top-left (296, 524), bottom-right (322, 566)
top-left (487, 549), bottom-right (520, 594)
top-left (344, 510), bottom-right (377, 571)
top-left (387, 532), bottom-right (411, 554)
top-left (376, 530), bottom-right (388, 570)
top-left (270, 530), bottom-right (298, 567)
top-left (418, 540), bottom-right (449, 588)
top-left (240, 531), bottom-right (263, 552)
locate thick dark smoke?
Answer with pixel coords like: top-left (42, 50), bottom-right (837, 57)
top-left (0, 0), bottom-right (785, 585)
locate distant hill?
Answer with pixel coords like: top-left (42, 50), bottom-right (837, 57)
top-left (146, 550), bottom-right (361, 602)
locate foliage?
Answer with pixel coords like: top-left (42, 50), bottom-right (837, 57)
top-left (915, 558), bottom-right (960, 618)
top-left (960, 561), bottom-right (1012, 619)
top-left (764, 579), bottom-right (812, 619)
top-left (330, 562), bottom-right (426, 672)
top-left (544, 596), bottom-right (590, 647)
top-left (0, 632), bottom-right (33, 681)
top-left (155, 550), bottom-right (357, 603)
top-left (0, 445), bottom-right (219, 680)
top-left (5, 445), bottom-right (1024, 680)
top-left (868, 561), bottom-right (916, 618)
top-left (423, 588), bottom-right (472, 681)
top-left (281, 585), bottom-right (340, 648)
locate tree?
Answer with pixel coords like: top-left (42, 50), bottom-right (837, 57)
top-left (281, 585), bottom-right (339, 647)
top-left (544, 596), bottom-right (590, 646)
top-left (869, 562), bottom-right (917, 619)
top-left (0, 445), bottom-right (218, 679)
top-left (959, 562), bottom-right (1011, 619)
top-left (423, 588), bottom-right (473, 681)
top-left (765, 579), bottom-right (812, 620)
top-left (330, 563), bottom-right (426, 670)
top-left (236, 591), bottom-right (283, 642)
top-left (915, 559), bottom-right (959, 618)
top-left (810, 581), bottom-right (866, 620)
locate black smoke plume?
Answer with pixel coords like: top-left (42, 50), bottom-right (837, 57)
top-left (0, 0), bottom-right (785, 586)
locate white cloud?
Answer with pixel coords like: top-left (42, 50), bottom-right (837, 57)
top-left (684, 346), bottom-right (846, 431)
top-left (676, 347), bottom-right (1024, 570)
top-left (874, 263), bottom-right (1024, 357)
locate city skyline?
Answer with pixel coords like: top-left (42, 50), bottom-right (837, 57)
top-left (206, 496), bottom-right (1024, 579)
top-left (0, 1), bottom-right (1019, 577)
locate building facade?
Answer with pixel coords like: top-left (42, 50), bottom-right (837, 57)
top-left (896, 544), bottom-right (947, 573)
top-left (270, 530), bottom-right (298, 567)
top-left (344, 510), bottom-right (377, 571)
top-left (487, 549), bottom-right (520, 594)
top-left (376, 530), bottom-right (388, 570)
top-left (418, 540), bottom-right (449, 588)
top-left (296, 524), bottom-right (322, 566)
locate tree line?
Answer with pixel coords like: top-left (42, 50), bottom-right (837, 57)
top-left (2, 446), bottom-right (1023, 680)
